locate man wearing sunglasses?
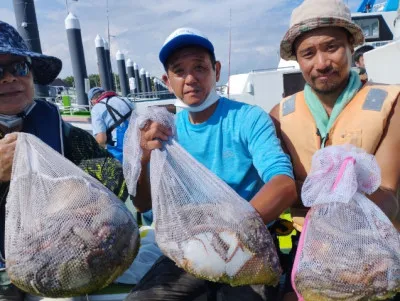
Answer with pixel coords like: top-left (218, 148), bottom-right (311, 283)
top-left (0, 21), bottom-right (129, 300)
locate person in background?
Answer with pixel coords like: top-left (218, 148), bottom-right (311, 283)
top-left (270, 0), bottom-right (400, 299)
top-left (354, 44), bottom-right (374, 69)
top-left (0, 21), bottom-right (128, 301)
top-left (88, 87), bottom-right (156, 225)
top-left (88, 86), bottom-right (134, 162)
top-left (353, 44), bottom-right (375, 82)
top-left (126, 27), bottom-right (297, 301)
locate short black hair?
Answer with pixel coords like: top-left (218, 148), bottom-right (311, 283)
top-left (163, 46), bottom-right (216, 72)
top-left (353, 45), bottom-right (375, 63)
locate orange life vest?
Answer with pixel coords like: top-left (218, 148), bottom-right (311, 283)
top-left (279, 83), bottom-right (400, 218)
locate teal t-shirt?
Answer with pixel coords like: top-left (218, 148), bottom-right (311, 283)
top-left (175, 97), bottom-right (294, 201)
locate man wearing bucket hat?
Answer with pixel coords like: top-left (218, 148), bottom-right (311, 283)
top-left (126, 27), bottom-right (297, 301)
top-left (270, 0), bottom-right (400, 299)
top-left (0, 21), bottom-right (128, 300)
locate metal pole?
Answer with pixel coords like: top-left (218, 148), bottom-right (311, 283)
top-left (154, 78), bottom-right (159, 98)
top-left (145, 71), bottom-right (152, 96)
top-left (116, 51), bottom-right (129, 96)
top-left (126, 59), bottom-right (135, 79)
top-left (103, 39), bottom-right (115, 91)
top-left (134, 62), bottom-right (141, 94)
top-left (65, 13), bottom-right (88, 106)
top-left (95, 35), bottom-right (111, 90)
top-left (102, 38), bottom-right (110, 78)
top-left (227, 8), bottom-right (232, 99)
top-left (106, 0), bottom-right (110, 47)
top-left (140, 68), bottom-right (147, 96)
top-left (126, 59), bottom-right (136, 95)
top-left (13, 0), bottom-right (49, 97)
top-left (105, 0), bottom-right (116, 91)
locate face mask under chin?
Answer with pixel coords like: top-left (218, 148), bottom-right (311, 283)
top-left (0, 102), bottom-right (36, 133)
top-left (174, 88), bottom-right (220, 113)
top-left (170, 72), bottom-right (220, 113)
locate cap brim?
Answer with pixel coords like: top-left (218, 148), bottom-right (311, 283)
top-left (159, 34), bottom-right (214, 65)
top-left (280, 17), bottom-right (365, 61)
top-left (0, 48), bottom-right (62, 85)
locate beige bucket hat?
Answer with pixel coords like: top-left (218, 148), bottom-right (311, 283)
top-left (280, 0), bottom-right (365, 61)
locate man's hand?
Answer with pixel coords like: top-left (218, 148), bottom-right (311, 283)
top-left (140, 121), bottom-right (172, 164)
top-left (0, 133), bottom-right (18, 182)
top-left (94, 132), bottom-right (107, 148)
top-left (134, 121), bottom-right (172, 213)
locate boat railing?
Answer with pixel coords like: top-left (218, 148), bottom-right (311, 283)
top-left (250, 66), bottom-right (298, 73)
top-left (55, 90), bottom-right (177, 116)
top-left (57, 103), bottom-right (91, 116)
top-left (127, 90), bottom-right (175, 101)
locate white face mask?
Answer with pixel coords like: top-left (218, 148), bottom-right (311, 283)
top-left (174, 88), bottom-right (220, 113)
top-left (0, 102), bottom-right (36, 129)
top-left (169, 69), bottom-right (220, 113)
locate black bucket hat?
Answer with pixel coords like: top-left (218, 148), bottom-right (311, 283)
top-left (0, 21), bottom-right (62, 85)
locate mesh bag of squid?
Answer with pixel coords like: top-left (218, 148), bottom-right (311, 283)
top-left (5, 133), bottom-right (140, 298)
top-left (123, 106), bottom-right (282, 287)
top-left (292, 145), bottom-right (400, 301)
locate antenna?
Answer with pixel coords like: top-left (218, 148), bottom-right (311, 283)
top-left (65, 0), bottom-right (78, 15)
top-left (106, 0), bottom-right (110, 48)
top-left (227, 8), bottom-right (232, 98)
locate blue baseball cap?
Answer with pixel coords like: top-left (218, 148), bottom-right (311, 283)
top-left (159, 28), bottom-right (215, 66)
top-left (88, 87), bottom-right (105, 100)
top-left (0, 21), bottom-right (62, 85)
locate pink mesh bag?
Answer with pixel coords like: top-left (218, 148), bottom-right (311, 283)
top-left (292, 145), bottom-right (400, 301)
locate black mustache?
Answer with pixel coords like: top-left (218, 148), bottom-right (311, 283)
top-left (312, 68), bottom-right (339, 80)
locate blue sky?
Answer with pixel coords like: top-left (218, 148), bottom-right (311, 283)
top-left (1, 0), bottom-right (361, 83)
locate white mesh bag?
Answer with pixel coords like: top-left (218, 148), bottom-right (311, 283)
top-left (292, 145), bottom-right (400, 301)
top-left (123, 106), bottom-right (282, 286)
top-left (5, 133), bottom-right (140, 298)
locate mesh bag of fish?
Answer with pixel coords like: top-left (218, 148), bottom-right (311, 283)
top-left (5, 133), bottom-right (140, 298)
top-left (292, 145), bottom-right (400, 301)
top-left (123, 106), bottom-right (282, 286)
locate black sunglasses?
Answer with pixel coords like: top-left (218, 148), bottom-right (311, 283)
top-left (0, 60), bottom-right (32, 80)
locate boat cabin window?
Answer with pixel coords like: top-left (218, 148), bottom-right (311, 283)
top-left (358, 18), bottom-right (380, 38)
top-left (352, 15), bottom-right (393, 42)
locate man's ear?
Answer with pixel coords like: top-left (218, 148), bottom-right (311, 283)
top-left (215, 61), bottom-right (221, 82)
top-left (162, 73), bottom-right (174, 93)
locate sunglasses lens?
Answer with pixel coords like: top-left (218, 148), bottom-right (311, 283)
top-left (0, 61), bottom-right (30, 79)
top-left (13, 62), bottom-right (29, 77)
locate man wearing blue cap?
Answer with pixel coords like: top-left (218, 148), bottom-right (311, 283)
top-left (0, 21), bottom-right (128, 300)
top-left (88, 86), bottom-right (134, 162)
top-left (126, 27), bottom-right (297, 301)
